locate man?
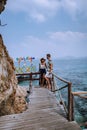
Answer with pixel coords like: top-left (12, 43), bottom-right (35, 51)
top-left (45, 54), bottom-right (53, 90)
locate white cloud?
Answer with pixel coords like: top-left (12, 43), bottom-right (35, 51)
top-left (7, 0), bottom-right (59, 22)
top-left (7, 0), bottom-right (87, 22)
top-left (61, 0), bottom-right (87, 19)
top-left (7, 31), bottom-right (87, 59)
top-left (49, 31), bottom-right (87, 42)
top-left (61, 0), bottom-right (78, 19)
top-left (30, 12), bottom-right (46, 22)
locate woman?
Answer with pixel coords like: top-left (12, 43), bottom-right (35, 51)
top-left (39, 58), bottom-right (46, 86)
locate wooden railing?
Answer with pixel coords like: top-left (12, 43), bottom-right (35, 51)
top-left (71, 91), bottom-right (87, 99)
top-left (52, 72), bottom-right (73, 121)
top-left (16, 72), bottom-right (41, 92)
top-left (71, 91), bottom-right (87, 122)
top-left (52, 72), bottom-right (87, 122)
top-left (16, 72), bottom-right (40, 81)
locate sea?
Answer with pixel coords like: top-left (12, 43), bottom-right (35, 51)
top-left (14, 57), bottom-right (87, 125)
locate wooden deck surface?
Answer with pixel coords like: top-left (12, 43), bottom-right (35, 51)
top-left (0, 87), bottom-right (81, 130)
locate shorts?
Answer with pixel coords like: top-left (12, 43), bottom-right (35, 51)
top-left (40, 69), bottom-right (46, 75)
top-left (45, 71), bottom-right (52, 78)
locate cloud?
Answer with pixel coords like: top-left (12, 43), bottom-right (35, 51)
top-left (30, 12), bottom-right (46, 22)
top-left (7, 31), bottom-right (87, 59)
top-left (7, 0), bottom-right (59, 22)
top-left (49, 31), bottom-right (87, 43)
top-left (7, 0), bottom-right (87, 22)
top-left (48, 31), bottom-right (87, 58)
top-left (61, 0), bottom-right (87, 20)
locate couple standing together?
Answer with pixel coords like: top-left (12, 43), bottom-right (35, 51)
top-left (39, 54), bottom-right (53, 90)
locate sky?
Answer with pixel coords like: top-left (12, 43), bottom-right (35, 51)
top-left (0, 0), bottom-right (87, 60)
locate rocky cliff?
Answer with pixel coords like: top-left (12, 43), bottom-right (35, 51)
top-left (0, 34), bottom-right (27, 116)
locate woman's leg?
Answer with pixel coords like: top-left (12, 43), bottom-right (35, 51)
top-left (44, 76), bottom-right (51, 90)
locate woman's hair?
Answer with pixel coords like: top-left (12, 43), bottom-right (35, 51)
top-left (40, 58), bottom-right (46, 62)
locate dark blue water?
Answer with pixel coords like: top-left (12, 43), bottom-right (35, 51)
top-left (15, 57), bottom-right (87, 123)
top-left (53, 58), bottom-right (87, 124)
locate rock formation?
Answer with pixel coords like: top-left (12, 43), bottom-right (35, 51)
top-left (0, 34), bottom-right (27, 116)
top-left (0, 0), bottom-right (7, 14)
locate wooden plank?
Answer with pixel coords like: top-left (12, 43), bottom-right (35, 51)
top-left (72, 91), bottom-right (87, 95)
top-left (0, 87), bottom-right (81, 130)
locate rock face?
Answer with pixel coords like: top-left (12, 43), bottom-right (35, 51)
top-left (0, 0), bottom-right (7, 14)
top-left (0, 34), bottom-right (27, 116)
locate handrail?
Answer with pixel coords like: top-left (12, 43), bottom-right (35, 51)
top-left (52, 72), bottom-right (87, 121)
top-left (72, 91), bottom-right (87, 95)
top-left (53, 78), bottom-right (68, 114)
top-left (52, 84), bottom-right (68, 92)
top-left (52, 72), bottom-right (71, 84)
top-left (52, 72), bottom-right (73, 121)
top-left (16, 72), bottom-right (41, 93)
top-left (16, 72), bottom-right (40, 76)
top-left (72, 91), bottom-right (87, 99)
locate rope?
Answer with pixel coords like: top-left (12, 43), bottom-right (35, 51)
top-left (54, 77), bottom-right (68, 114)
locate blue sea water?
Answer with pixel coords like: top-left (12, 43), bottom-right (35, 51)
top-left (14, 57), bottom-right (87, 124)
top-left (53, 58), bottom-right (87, 124)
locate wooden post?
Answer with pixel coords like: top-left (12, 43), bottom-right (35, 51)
top-left (68, 82), bottom-right (74, 121)
top-left (51, 74), bottom-right (55, 91)
top-left (29, 73), bottom-right (32, 93)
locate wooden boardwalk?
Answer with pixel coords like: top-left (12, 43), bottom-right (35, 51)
top-left (0, 87), bottom-right (81, 130)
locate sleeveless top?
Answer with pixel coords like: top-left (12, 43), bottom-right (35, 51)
top-left (39, 63), bottom-right (46, 69)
